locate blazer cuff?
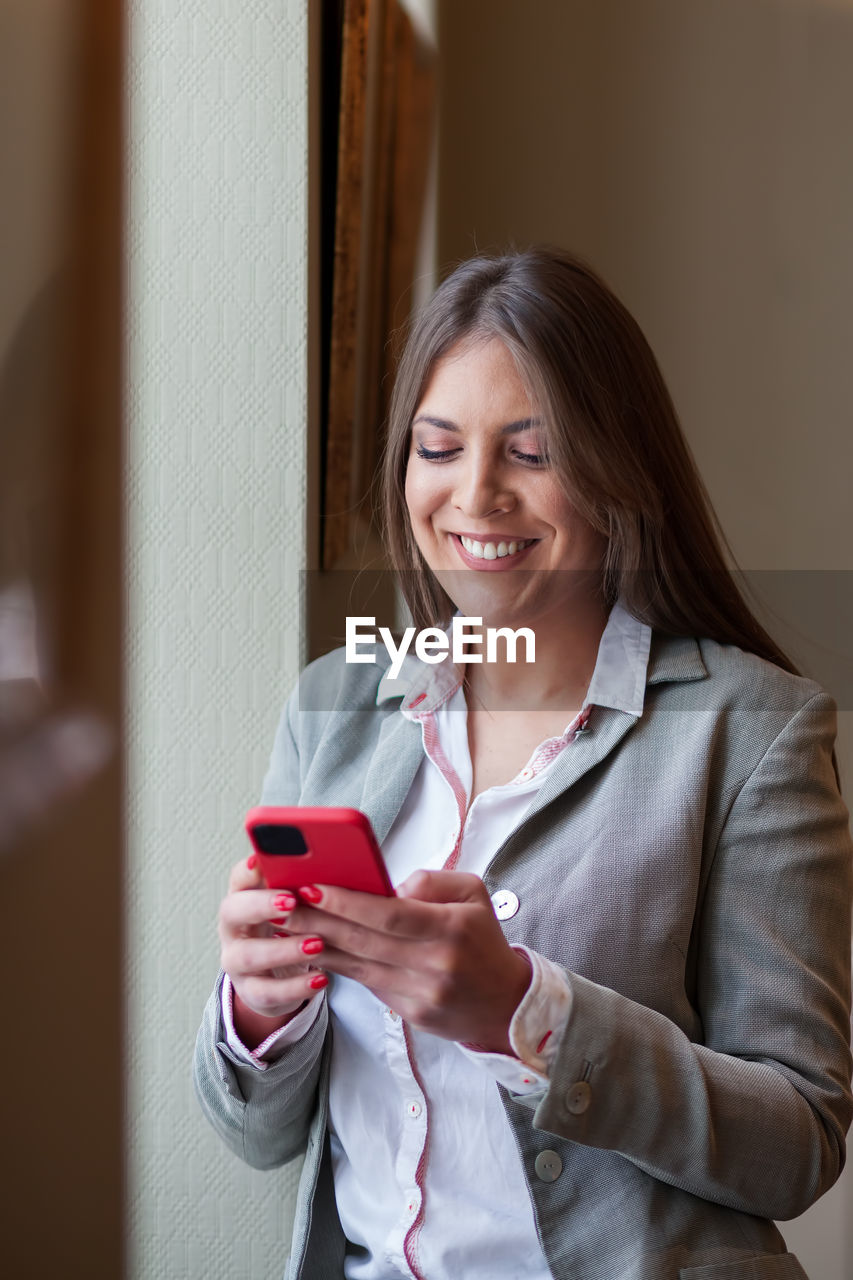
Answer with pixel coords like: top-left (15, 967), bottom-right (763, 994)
top-left (221, 972), bottom-right (324, 1069)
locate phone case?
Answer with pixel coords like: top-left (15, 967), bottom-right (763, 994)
top-left (245, 805), bottom-right (394, 896)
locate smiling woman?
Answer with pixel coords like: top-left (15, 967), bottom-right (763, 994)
top-left (194, 247), bottom-right (853, 1280)
top-left (382, 250), bottom-right (800, 664)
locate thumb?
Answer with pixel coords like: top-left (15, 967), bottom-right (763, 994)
top-left (396, 868), bottom-right (487, 905)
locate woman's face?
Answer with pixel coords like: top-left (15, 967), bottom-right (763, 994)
top-left (404, 336), bottom-right (607, 628)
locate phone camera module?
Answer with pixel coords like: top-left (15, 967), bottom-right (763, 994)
top-left (253, 824), bottom-right (309, 857)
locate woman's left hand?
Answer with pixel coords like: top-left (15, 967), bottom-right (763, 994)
top-left (287, 870), bottom-right (532, 1054)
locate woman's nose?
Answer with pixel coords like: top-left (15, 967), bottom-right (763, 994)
top-left (452, 456), bottom-right (515, 519)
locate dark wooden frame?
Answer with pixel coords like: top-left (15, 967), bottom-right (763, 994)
top-left (322, 0), bottom-right (435, 569)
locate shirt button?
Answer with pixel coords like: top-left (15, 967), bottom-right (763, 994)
top-left (406, 1100), bottom-right (422, 1119)
top-left (386, 1008), bottom-right (398, 1021)
top-left (534, 1149), bottom-right (563, 1182)
top-left (491, 889), bottom-right (519, 920)
top-left (519, 766), bottom-right (534, 781)
top-left (565, 1081), bottom-right (592, 1114)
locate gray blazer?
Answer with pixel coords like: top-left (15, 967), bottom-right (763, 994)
top-left (194, 630), bottom-right (853, 1280)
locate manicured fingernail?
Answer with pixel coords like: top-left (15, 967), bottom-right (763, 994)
top-left (298, 885), bottom-right (323, 905)
top-left (274, 893), bottom-right (297, 912)
top-left (247, 854), bottom-right (258, 870)
top-left (308, 973), bottom-right (328, 990)
top-left (271, 916), bottom-right (289, 926)
top-left (301, 937), bottom-right (324, 956)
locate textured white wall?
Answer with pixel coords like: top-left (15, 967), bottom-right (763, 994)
top-left (127, 2), bottom-right (308, 1276)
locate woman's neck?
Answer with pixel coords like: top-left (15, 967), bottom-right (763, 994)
top-left (462, 594), bottom-right (610, 715)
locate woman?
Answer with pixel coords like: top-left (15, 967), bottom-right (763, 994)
top-left (194, 248), bottom-right (853, 1279)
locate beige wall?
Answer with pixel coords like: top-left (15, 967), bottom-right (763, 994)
top-left (437, 1), bottom-right (853, 1274)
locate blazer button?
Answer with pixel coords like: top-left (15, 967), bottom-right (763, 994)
top-left (565, 1081), bottom-right (592, 1114)
top-left (534, 1149), bottom-right (563, 1182)
top-left (490, 889), bottom-right (519, 920)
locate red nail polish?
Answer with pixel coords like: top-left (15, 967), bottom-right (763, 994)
top-left (274, 893), bottom-right (297, 912)
top-left (301, 937), bottom-right (324, 956)
top-left (298, 885), bottom-right (323, 905)
top-left (247, 854), bottom-right (258, 871)
top-left (271, 916), bottom-right (289, 926)
top-left (308, 973), bottom-right (328, 990)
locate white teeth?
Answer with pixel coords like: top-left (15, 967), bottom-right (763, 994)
top-left (459, 535), bottom-right (532, 559)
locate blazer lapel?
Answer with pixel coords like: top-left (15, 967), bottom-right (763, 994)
top-left (358, 709), bottom-right (424, 846)
top-left (513, 632), bottom-right (709, 827)
top-left (520, 706), bottom-right (640, 822)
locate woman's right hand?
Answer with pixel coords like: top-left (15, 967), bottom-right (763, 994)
top-left (218, 855), bottom-right (328, 1046)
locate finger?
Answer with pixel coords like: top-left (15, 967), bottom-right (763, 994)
top-left (296, 883), bottom-right (440, 941)
top-left (395, 868), bottom-right (489, 906)
top-left (228, 853), bottom-right (265, 894)
top-left (219, 887), bottom-right (300, 940)
top-left (238, 970), bottom-right (328, 1017)
top-left (224, 931), bottom-right (327, 979)
top-left (289, 906), bottom-right (443, 973)
top-left (313, 943), bottom-right (410, 995)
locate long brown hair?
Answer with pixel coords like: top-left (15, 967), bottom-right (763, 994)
top-left (379, 248), bottom-right (839, 781)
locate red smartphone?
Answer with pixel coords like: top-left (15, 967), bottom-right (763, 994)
top-left (245, 806), bottom-right (395, 897)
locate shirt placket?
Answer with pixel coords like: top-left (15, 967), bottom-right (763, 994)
top-left (385, 696), bottom-right (469, 1278)
top-left (382, 1008), bottom-right (429, 1279)
top-left (393, 688), bottom-right (594, 1277)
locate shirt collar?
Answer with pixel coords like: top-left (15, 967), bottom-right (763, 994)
top-left (375, 639), bottom-right (461, 716)
top-left (584, 597), bottom-right (651, 717)
top-left (376, 598), bottom-right (652, 718)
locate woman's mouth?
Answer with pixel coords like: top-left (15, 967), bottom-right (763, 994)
top-left (451, 533), bottom-right (539, 568)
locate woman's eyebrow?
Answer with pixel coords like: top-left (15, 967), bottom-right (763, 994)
top-left (411, 415), bottom-right (542, 435)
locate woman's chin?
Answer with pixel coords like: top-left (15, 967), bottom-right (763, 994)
top-left (434, 576), bottom-right (543, 635)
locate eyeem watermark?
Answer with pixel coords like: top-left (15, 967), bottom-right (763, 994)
top-left (346, 616), bottom-right (536, 679)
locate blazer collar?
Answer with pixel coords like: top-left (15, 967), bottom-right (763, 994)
top-left (645, 631), bottom-right (709, 687)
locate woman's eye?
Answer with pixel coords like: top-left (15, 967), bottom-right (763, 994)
top-left (415, 445), bottom-right (458, 461)
top-left (413, 443), bottom-right (548, 465)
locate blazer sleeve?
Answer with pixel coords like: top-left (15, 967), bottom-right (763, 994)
top-left (192, 686), bottom-right (329, 1169)
top-left (528, 689), bottom-right (853, 1221)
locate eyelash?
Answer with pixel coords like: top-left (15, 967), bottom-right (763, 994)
top-left (414, 445), bottom-right (547, 467)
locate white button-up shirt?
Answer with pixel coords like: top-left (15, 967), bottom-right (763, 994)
top-left (223, 600), bottom-right (652, 1278)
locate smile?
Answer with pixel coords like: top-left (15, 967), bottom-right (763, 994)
top-left (459, 535), bottom-right (535, 560)
top-left (453, 534), bottom-right (539, 565)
